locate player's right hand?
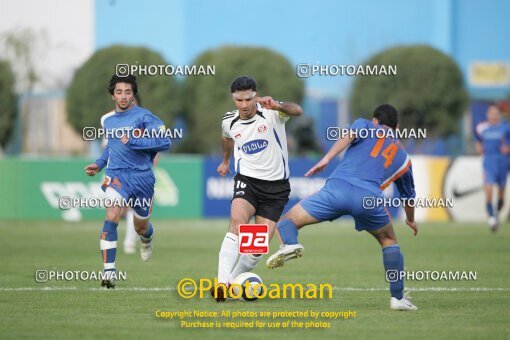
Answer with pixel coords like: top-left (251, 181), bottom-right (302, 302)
top-left (305, 158), bottom-right (329, 177)
top-left (217, 162), bottom-right (231, 176)
top-left (501, 145), bottom-right (510, 155)
top-left (84, 163), bottom-right (100, 176)
top-left (405, 219), bottom-right (418, 236)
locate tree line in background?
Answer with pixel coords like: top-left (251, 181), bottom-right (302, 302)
top-left (65, 45), bottom-right (305, 154)
top-left (350, 45), bottom-right (468, 137)
top-left (0, 60), bottom-right (16, 147)
top-left (0, 44), bottom-right (472, 153)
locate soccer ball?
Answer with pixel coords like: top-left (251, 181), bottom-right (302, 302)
top-left (231, 272), bottom-right (263, 301)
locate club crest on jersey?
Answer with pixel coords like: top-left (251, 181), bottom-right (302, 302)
top-left (242, 139), bottom-right (268, 154)
top-left (258, 125), bottom-right (267, 133)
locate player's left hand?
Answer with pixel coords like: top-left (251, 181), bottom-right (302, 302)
top-left (256, 96), bottom-right (282, 110)
top-left (217, 161), bottom-right (231, 176)
top-left (121, 135), bottom-right (129, 145)
top-left (305, 158), bottom-right (329, 177)
top-left (405, 219), bottom-right (418, 235)
top-left (84, 163), bottom-right (100, 176)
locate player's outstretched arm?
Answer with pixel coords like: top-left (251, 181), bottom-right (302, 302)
top-left (305, 136), bottom-right (355, 176)
top-left (257, 96), bottom-right (303, 117)
top-left (124, 114), bottom-right (172, 152)
top-left (125, 134), bottom-right (171, 151)
top-left (217, 136), bottom-right (234, 176)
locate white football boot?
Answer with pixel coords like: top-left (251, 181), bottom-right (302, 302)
top-left (140, 230), bottom-right (153, 262)
top-left (140, 241), bottom-right (152, 262)
top-left (488, 217), bottom-right (499, 233)
top-left (266, 244), bottom-right (304, 269)
top-left (390, 294), bottom-right (418, 311)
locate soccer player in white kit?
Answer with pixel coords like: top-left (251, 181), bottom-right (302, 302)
top-left (213, 75), bottom-right (303, 301)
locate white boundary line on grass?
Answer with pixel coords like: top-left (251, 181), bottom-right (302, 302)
top-left (332, 287), bottom-right (510, 292)
top-left (1, 286), bottom-right (510, 292)
top-left (88, 287), bottom-right (177, 291)
top-left (0, 287), bottom-right (78, 291)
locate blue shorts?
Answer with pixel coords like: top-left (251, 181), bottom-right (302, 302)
top-left (300, 179), bottom-right (390, 231)
top-left (483, 162), bottom-right (507, 187)
top-left (102, 168), bottom-right (155, 218)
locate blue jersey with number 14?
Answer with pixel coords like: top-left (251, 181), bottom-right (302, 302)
top-left (328, 118), bottom-right (413, 197)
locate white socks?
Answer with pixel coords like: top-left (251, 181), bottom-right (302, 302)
top-left (124, 209), bottom-right (137, 247)
top-left (231, 254), bottom-right (262, 280)
top-left (217, 232), bottom-right (239, 284)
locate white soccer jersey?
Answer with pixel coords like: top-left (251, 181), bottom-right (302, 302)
top-left (222, 104), bottom-right (290, 181)
top-left (100, 110), bottom-right (115, 148)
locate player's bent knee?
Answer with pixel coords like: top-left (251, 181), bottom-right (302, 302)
top-left (133, 219), bottom-right (149, 234)
top-left (228, 222), bottom-right (241, 235)
top-left (135, 226), bottom-right (146, 235)
top-left (369, 223), bottom-right (397, 247)
top-left (380, 236), bottom-right (397, 248)
top-left (105, 210), bottom-right (121, 223)
top-left (228, 216), bottom-right (250, 234)
top-left (282, 203), bottom-right (316, 229)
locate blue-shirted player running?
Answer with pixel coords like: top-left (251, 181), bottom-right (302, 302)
top-left (84, 75), bottom-right (171, 288)
top-left (475, 103), bottom-right (509, 232)
top-left (266, 104), bottom-right (419, 311)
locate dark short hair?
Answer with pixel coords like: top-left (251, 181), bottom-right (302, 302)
top-left (487, 101), bottom-right (500, 110)
top-left (231, 76), bottom-right (257, 93)
top-left (108, 74), bottom-right (138, 95)
top-left (373, 104), bottom-right (398, 129)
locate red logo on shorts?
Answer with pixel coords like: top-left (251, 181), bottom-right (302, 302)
top-left (258, 125), bottom-right (267, 133)
top-left (239, 224), bottom-right (269, 254)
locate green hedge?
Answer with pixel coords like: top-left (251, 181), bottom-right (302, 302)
top-left (350, 45), bottom-right (468, 136)
top-left (66, 45), bottom-right (181, 131)
top-left (180, 46), bottom-right (304, 153)
top-left (0, 60), bottom-right (17, 146)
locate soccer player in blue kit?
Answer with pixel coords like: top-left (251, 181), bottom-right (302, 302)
top-left (475, 103), bottom-right (509, 232)
top-left (84, 75), bottom-right (171, 288)
top-left (267, 104), bottom-right (419, 310)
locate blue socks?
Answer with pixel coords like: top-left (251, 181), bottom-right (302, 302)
top-left (140, 222), bottom-right (153, 243)
top-left (486, 202), bottom-right (494, 217)
top-left (277, 219), bottom-right (299, 245)
top-left (382, 245), bottom-right (404, 300)
top-left (100, 221), bottom-right (118, 273)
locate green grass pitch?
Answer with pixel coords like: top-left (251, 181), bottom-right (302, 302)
top-left (0, 219), bottom-right (509, 339)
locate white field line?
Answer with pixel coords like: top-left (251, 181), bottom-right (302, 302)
top-left (332, 287), bottom-right (510, 292)
top-left (0, 287), bottom-right (78, 291)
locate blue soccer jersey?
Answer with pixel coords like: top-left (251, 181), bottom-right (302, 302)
top-left (329, 118), bottom-right (412, 195)
top-left (381, 141), bottom-right (415, 199)
top-left (476, 121), bottom-right (508, 186)
top-left (301, 118), bottom-right (415, 231)
top-left (95, 105), bottom-right (171, 171)
top-left (94, 105), bottom-right (171, 218)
